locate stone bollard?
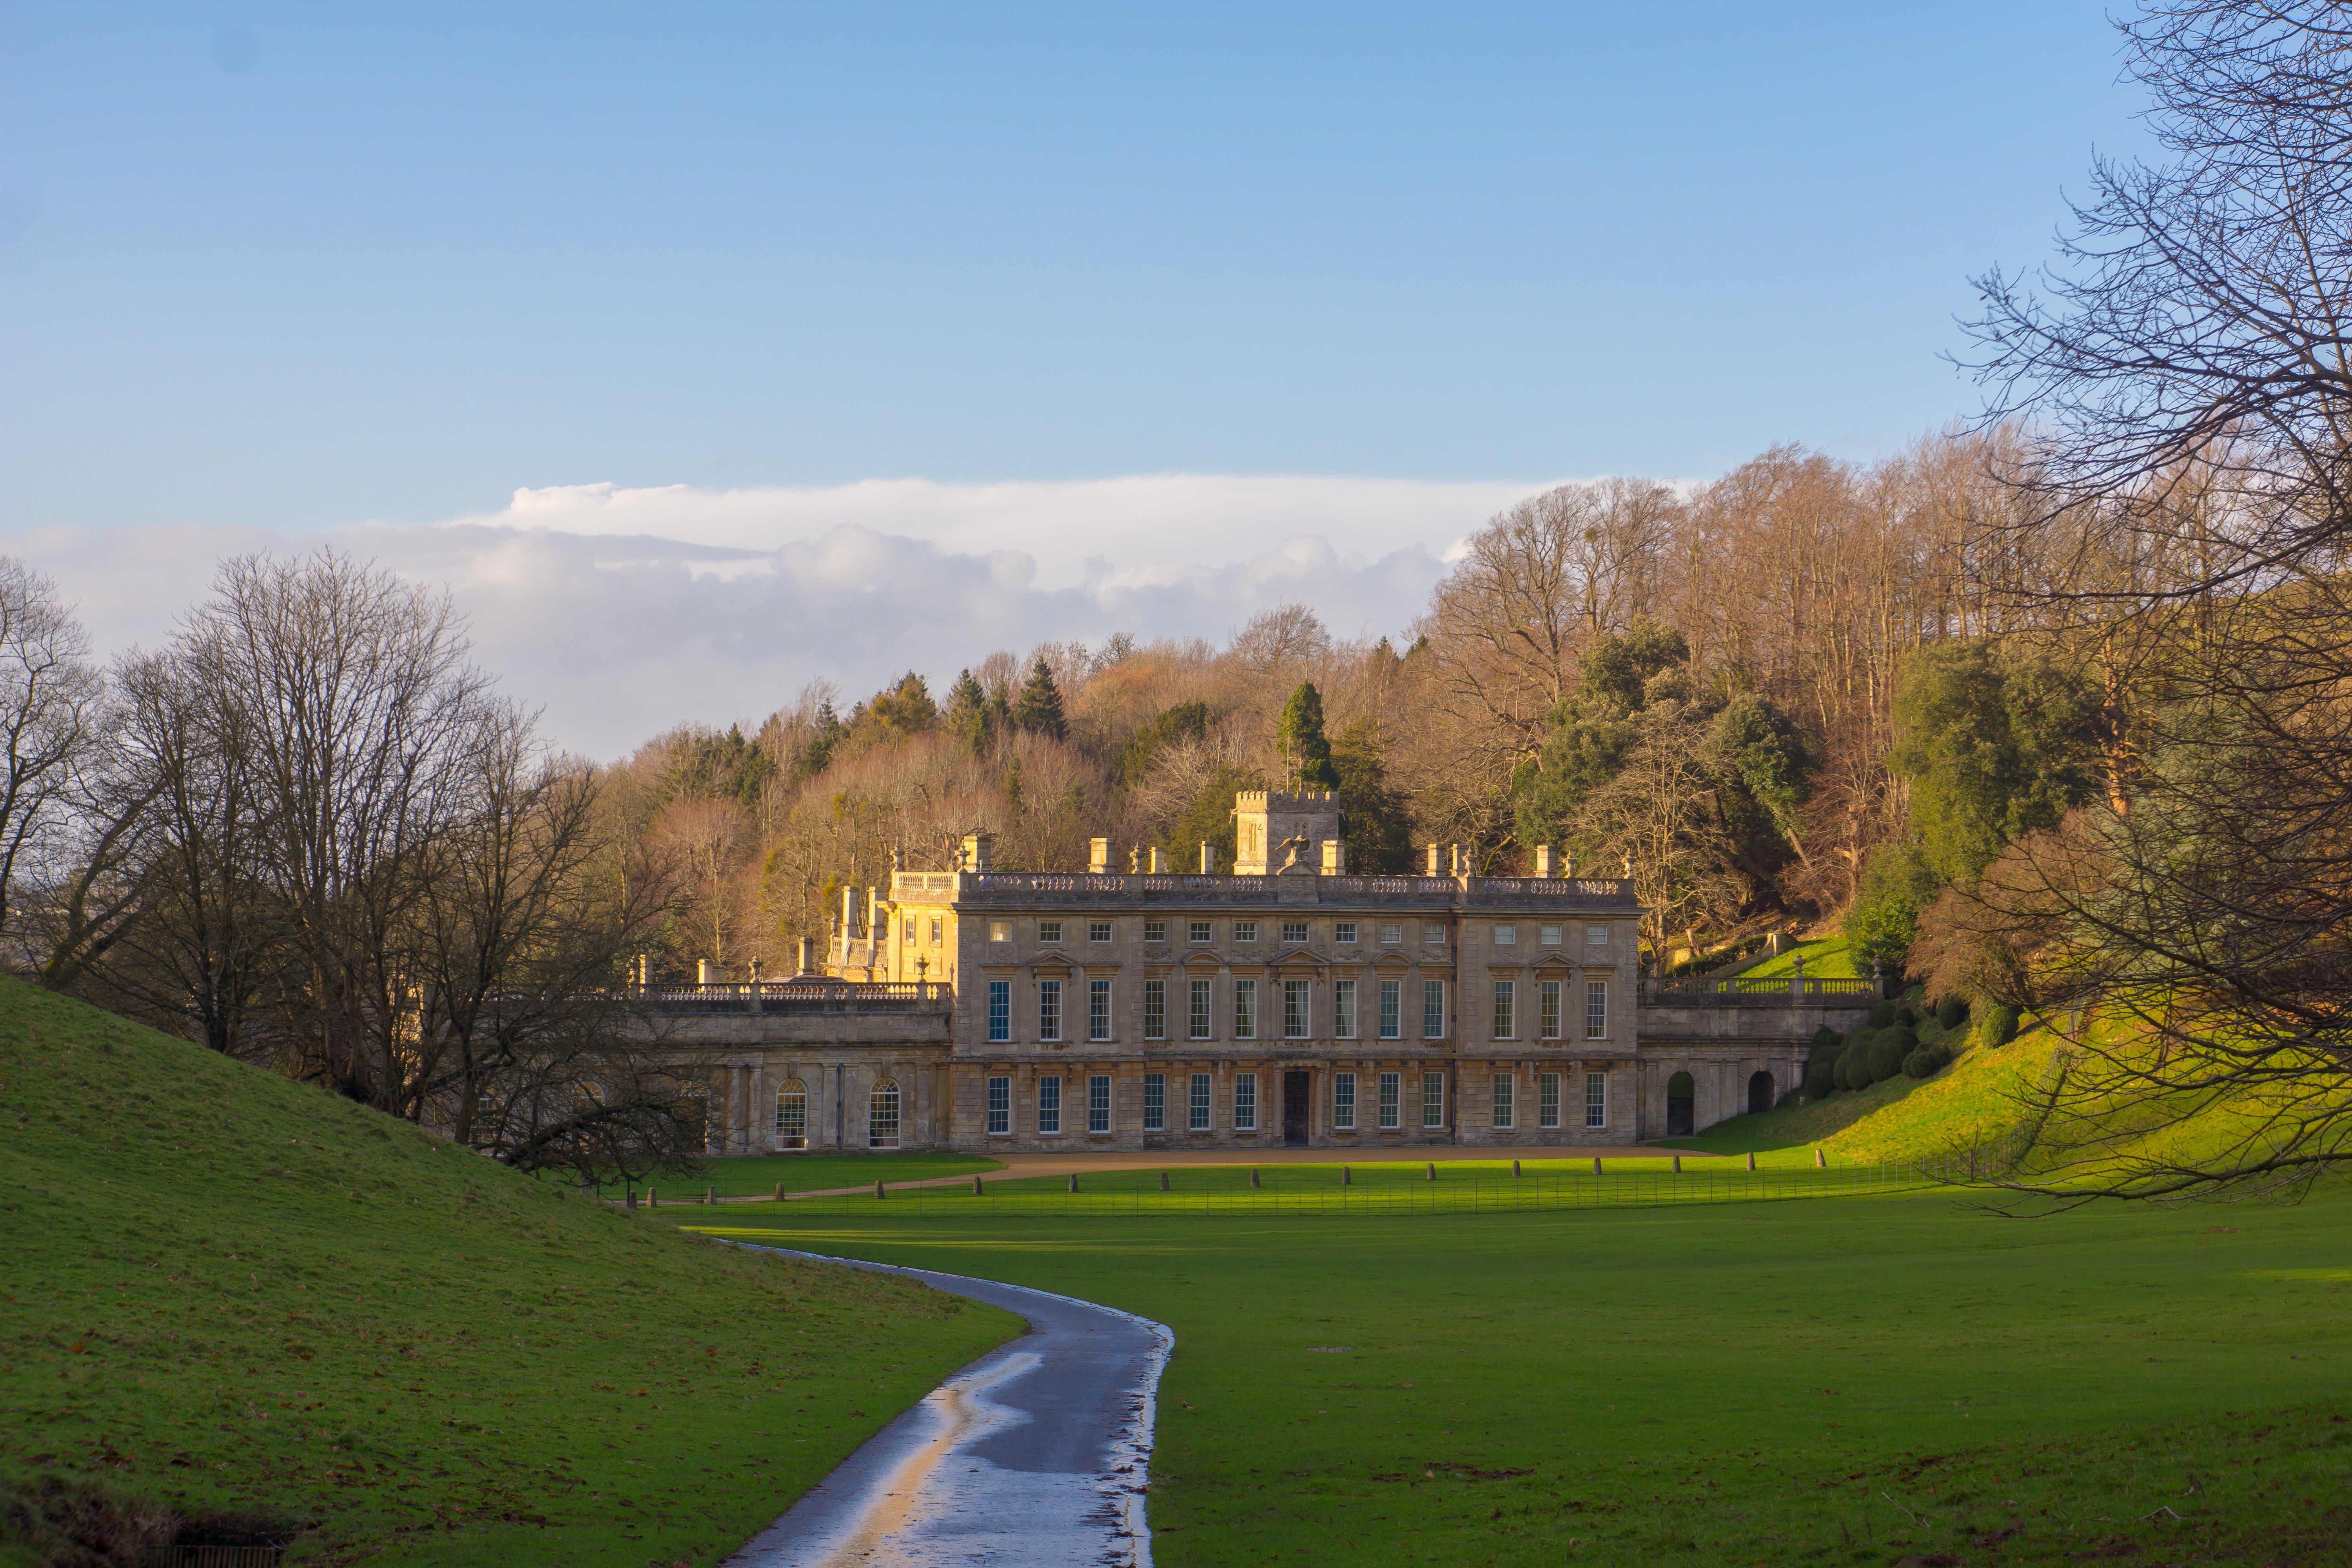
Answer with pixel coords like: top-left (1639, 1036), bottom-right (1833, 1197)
top-left (646, 1187), bottom-right (657, 1207)
top-left (973, 1175), bottom-right (984, 1194)
top-left (875, 1179), bottom-right (886, 1199)
top-left (1814, 1148), bottom-right (1826, 1168)
top-left (1671, 1154), bottom-right (1682, 1174)
top-left (626, 1190), bottom-right (638, 1210)
top-left (1512, 1160), bottom-right (1522, 1178)
top-left (1342, 1166), bottom-right (1352, 1186)
top-left (1250, 1169), bottom-right (1261, 1189)
top-left (774, 1182), bottom-right (786, 1200)
top-left (1068, 1173), bottom-right (1080, 1193)
top-left (1746, 1152), bottom-right (1757, 1172)
top-left (1159, 1171), bottom-right (1169, 1191)
top-left (1426, 1162), bottom-right (1437, 1181)
top-left (1591, 1156), bottom-right (1602, 1176)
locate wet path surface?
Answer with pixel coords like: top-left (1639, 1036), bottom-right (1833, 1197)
top-left (724, 1251), bottom-right (1170, 1568)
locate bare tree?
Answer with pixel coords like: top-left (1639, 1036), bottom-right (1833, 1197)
top-left (0, 559), bottom-right (105, 946)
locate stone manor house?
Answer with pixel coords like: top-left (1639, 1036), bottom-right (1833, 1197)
top-left (642, 792), bottom-right (1876, 1157)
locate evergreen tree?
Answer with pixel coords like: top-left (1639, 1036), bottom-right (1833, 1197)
top-left (1274, 681), bottom-right (1339, 790)
top-left (1012, 655), bottom-right (1067, 740)
top-left (944, 668), bottom-right (991, 753)
top-left (1332, 718), bottom-right (1411, 872)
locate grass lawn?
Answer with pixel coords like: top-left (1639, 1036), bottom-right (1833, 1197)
top-left (0, 978), bottom-right (1023, 1568)
top-left (609, 1151), bottom-right (1003, 1202)
top-left (677, 1185), bottom-right (2352, 1566)
top-left (1740, 936), bottom-right (1865, 980)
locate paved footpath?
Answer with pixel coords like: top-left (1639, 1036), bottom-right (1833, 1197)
top-left (723, 1252), bottom-right (1169, 1568)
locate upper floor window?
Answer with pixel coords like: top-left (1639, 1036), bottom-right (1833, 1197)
top-left (1423, 979), bottom-right (1446, 1039)
top-left (1493, 980), bottom-right (1516, 1040)
top-left (1089, 920), bottom-right (1113, 944)
top-left (1234, 920), bottom-right (1259, 944)
top-left (1233, 978), bottom-right (1258, 1039)
top-left (1283, 978), bottom-right (1311, 1038)
top-left (988, 920), bottom-right (1011, 942)
top-left (1586, 979), bottom-right (1610, 1039)
top-left (1586, 924), bottom-right (1610, 946)
top-left (930, 916), bottom-right (944, 944)
top-left (1038, 978), bottom-right (1063, 1041)
top-left (1335, 921), bottom-right (1358, 944)
top-left (902, 918), bottom-right (916, 944)
top-left (1039, 920), bottom-right (1063, 945)
top-left (1379, 922), bottom-right (1403, 945)
top-left (987, 980), bottom-right (1011, 1042)
top-left (1143, 978), bottom-right (1167, 1040)
top-left (1143, 919), bottom-right (1167, 943)
top-left (1189, 920), bottom-right (1213, 943)
top-left (1424, 924), bottom-right (1446, 946)
top-left (1189, 978), bottom-right (1212, 1040)
top-left (1541, 923), bottom-right (1563, 946)
top-left (1089, 978), bottom-right (1113, 1041)
top-left (1281, 920), bottom-right (1308, 944)
top-left (1494, 923), bottom-right (1517, 946)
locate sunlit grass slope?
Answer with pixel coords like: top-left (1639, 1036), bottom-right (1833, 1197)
top-left (0, 978), bottom-right (1020, 1568)
top-left (1738, 935), bottom-right (1864, 980)
top-left (683, 1187), bottom-right (2352, 1567)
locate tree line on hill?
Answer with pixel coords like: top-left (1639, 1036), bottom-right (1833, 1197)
top-left (0, 2), bottom-right (2345, 1200)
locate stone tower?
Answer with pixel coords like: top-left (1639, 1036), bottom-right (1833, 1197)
top-left (1232, 790), bottom-right (1343, 875)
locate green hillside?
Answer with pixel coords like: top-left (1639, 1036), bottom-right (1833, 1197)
top-left (0, 978), bottom-right (1020, 1568)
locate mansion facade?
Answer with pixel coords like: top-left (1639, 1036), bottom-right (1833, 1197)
top-left (662, 793), bottom-right (1848, 1157)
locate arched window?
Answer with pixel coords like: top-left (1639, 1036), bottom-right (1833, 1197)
top-left (775, 1078), bottom-right (808, 1150)
top-left (869, 1077), bottom-right (901, 1149)
top-left (1747, 1070), bottom-right (1775, 1116)
top-left (1666, 1070), bottom-right (1695, 1138)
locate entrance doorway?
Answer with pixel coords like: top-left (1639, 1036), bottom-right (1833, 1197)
top-left (1666, 1071), bottom-right (1695, 1137)
top-left (1282, 1071), bottom-right (1311, 1145)
top-left (1747, 1071), bottom-right (1775, 1115)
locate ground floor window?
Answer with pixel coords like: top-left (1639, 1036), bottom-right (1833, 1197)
top-left (1333, 1070), bottom-right (1357, 1129)
top-left (987, 1074), bottom-right (1011, 1135)
top-left (1585, 1070), bottom-right (1607, 1129)
top-left (775, 1078), bottom-right (808, 1148)
top-left (1143, 1072), bottom-right (1166, 1131)
top-left (1038, 1074), bottom-right (1063, 1134)
top-left (1538, 1071), bottom-right (1561, 1129)
top-left (1422, 1071), bottom-right (1446, 1129)
top-left (1189, 1072), bottom-right (1212, 1131)
top-left (1377, 1071), bottom-right (1401, 1129)
top-left (1492, 1073), bottom-right (1514, 1129)
top-left (1234, 1072), bottom-right (1258, 1131)
top-left (869, 1077), bottom-right (900, 1149)
top-left (1089, 1073), bottom-right (1112, 1133)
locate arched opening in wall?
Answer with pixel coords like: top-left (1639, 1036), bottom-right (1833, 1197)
top-left (776, 1079), bottom-right (809, 1150)
top-left (1666, 1071), bottom-right (1695, 1138)
top-left (1748, 1071), bottom-right (1775, 1116)
top-left (869, 1078), bottom-right (902, 1149)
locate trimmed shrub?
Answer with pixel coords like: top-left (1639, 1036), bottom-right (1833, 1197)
top-left (1979, 1002), bottom-right (2020, 1049)
top-left (1834, 1044), bottom-right (1866, 1091)
top-left (1867, 1027), bottom-right (1914, 1083)
top-left (1902, 1043), bottom-right (1953, 1080)
top-left (1867, 1000), bottom-right (1898, 1028)
top-left (1935, 995), bottom-right (1968, 1031)
top-left (1776, 1087), bottom-right (1807, 1110)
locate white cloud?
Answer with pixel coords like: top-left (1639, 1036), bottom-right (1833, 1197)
top-left (4, 474), bottom-right (1557, 759)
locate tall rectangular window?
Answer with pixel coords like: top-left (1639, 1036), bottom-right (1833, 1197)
top-left (1423, 979), bottom-right (1446, 1040)
top-left (1333, 1071), bottom-right (1357, 1130)
top-left (1233, 978), bottom-right (1258, 1039)
top-left (1038, 979), bottom-right (1062, 1042)
top-left (1143, 978), bottom-right (1166, 1040)
top-left (1492, 980), bottom-right (1516, 1040)
top-left (1377, 1071), bottom-right (1401, 1130)
top-left (1585, 1071), bottom-right (1607, 1129)
top-left (1334, 979), bottom-right (1357, 1038)
top-left (1089, 978), bottom-right (1112, 1041)
top-left (1492, 1074), bottom-right (1515, 1130)
top-left (1422, 1071), bottom-right (1446, 1129)
top-left (1539, 1072), bottom-right (1562, 1129)
top-left (1037, 1074), bottom-right (1062, 1134)
top-left (1088, 1074), bottom-right (1112, 1134)
top-left (1189, 1072), bottom-right (1212, 1132)
top-left (987, 1075), bottom-right (1010, 1135)
top-left (1378, 979), bottom-right (1401, 1040)
top-left (1234, 1072), bottom-right (1257, 1131)
top-left (1189, 978), bottom-right (1212, 1040)
top-left (1283, 978), bottom-right (1310, 1038)
top-left (987, 980), bottom-right (1010, 1042)
top-left (1143, 1073), bottom-right (1166, 1131)
top-left (1540, 980), bottom-right (1561, 1040)
top-left (930, 916), bottom-right (943, 944)
top-left (1585, 980), bottom-right (1609, 1040)
top-left (775, 1081), bottom-right (808, 1147)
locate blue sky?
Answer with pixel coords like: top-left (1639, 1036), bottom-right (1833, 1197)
top-left (0, 2), bottom-right (2147, 751)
